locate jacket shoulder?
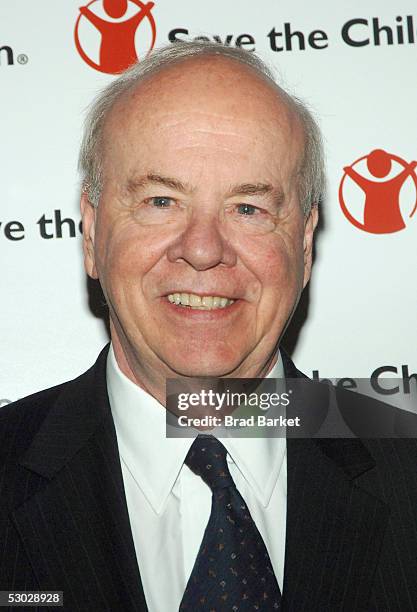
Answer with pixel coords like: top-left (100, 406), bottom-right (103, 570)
top-left (0, 363), bottom-right (102, 465)
top-left (0, 383), bottom-right (72, 462)
top-left (0, 346), bottom-right (110, 464)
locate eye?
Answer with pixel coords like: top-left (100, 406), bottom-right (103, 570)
top-left (149, 196), bottom-right (174, 208)
top-left (236, 204), bottom-right (259, 216)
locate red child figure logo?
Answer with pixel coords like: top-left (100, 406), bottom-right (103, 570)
top-left (339, 149), bottom-right (417, 234)
top-left (75, 0), bottom-right (156, 74)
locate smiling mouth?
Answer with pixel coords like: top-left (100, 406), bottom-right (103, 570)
top-left (167, 292), bottom-right (235, 310)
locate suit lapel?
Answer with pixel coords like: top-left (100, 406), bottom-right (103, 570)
top-left (12, 346), bottom-right (148, 611)
top-left (283, 438), bottom-right (389, 610)
top-left (280, 350), bottom-right (390, 611)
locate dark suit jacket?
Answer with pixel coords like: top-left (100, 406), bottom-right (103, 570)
top-left (1, 345), bottom-right (417, 611)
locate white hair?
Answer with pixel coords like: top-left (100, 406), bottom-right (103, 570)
top-left (79, 40), bottom-right (324, 214)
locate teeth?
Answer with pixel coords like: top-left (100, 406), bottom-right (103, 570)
top-left (180, 292), bottom-right (190, 306)
top-left (202, 296), bottom-right (213, 308)
top-left (167, 292), bottom-right (235, 310)
top-left (189, 294), bottom-right (201, 307)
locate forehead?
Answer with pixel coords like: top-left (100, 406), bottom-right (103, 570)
top-left (103, 57), bottom-right (304, 183)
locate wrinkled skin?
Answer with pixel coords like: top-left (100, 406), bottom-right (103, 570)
top-left (81, 56), bottom-right (318, 404)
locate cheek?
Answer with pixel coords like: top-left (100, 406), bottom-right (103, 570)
top-left (241, 230), bottom-right (304, 306)
top-left (94, 213), bottom-right (166, 297)
top-left (264, 253), bottom-right (301, 316)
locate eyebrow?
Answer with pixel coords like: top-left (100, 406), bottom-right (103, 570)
top-left (126, 173), bottom-right (192, 194)
top-left (126, 174), bottom-right (282, 202)
top-left (226, 183), bottom-right (275, 197)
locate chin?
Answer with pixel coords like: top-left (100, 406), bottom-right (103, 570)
top-left (166, 354), bottom-right (241, 378)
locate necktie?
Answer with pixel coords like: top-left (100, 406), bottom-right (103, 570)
top-left (180, 435), bottom-right (281, 611)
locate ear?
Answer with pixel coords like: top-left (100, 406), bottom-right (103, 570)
top-left (302, 204), bottom-right (319, 288)
top-left (80, 192), bottom-right (99, 279)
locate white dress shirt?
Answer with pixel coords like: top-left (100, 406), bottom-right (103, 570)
top-left (107, 346), bottom-right (287, 612)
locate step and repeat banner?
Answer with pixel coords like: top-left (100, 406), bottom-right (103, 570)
top-left (1, 1), bottom-right (416, 405)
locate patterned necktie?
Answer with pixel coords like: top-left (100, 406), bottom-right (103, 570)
top-left (180, 435), bottom-right (281, 611)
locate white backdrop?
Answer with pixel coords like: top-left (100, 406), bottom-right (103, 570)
top-left (1, 0), bottom-right (416, 405)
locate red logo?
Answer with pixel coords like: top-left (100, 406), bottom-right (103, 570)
top-left (339, 149), bottom-right (417, 234)
top-left (74, 0), bottom-right (156, 74)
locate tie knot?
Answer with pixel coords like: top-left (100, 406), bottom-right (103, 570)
top-left (185, 435), bottom-right (234, 490)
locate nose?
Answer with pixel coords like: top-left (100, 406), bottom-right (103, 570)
top-left (166, 210), bottom-right (237, 271)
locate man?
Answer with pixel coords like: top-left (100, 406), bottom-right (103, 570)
top-left (1, 41), bottom-right (417, 611)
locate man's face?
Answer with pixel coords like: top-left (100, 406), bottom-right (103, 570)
top-left (82, 57), bottom-right (318, 384)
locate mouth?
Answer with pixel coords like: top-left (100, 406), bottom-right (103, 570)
top-left (166, 292), bottom-right (235, 310)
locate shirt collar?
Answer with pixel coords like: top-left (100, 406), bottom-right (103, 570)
top-left (107, 346), bottom-right (286, 514)
top-left (221, 357), bottom-right (286, 508)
